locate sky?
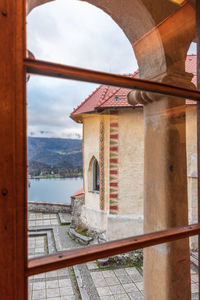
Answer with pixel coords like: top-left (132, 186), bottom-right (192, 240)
top-left (26, 0), bottom-right (138, 139)
top-left (27, 0), bottom-right (196, 139)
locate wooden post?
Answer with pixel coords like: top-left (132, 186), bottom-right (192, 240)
top-left (0, 0), bottom-right (27, 299)
top-left (196, 1), bottom-right (200, 299)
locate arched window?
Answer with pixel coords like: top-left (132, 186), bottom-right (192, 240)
top-left (92, 158), bottom-right (99, 191)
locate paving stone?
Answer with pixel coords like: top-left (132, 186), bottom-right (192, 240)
top-left (60, 287), bottom-right (74, 296)
top-left (135, 281), bottom-right (143, 290)
top-left (113, 293), bottom-right (130, 300)
top-left (59, 279), bottom-right (71, 287)
top-left (125, 268), bottom-right (140, 275)
top-left (128, 291), bottom-right (144, 300)
top-left (97, 287), bottom-right (112, 296)
top-left (35, 247), bottom-right (44, 253)
top-left (192, 293), bottom-right (199, 300)
top-left (33, 282), bottom-right (45, 290)
top-left (43, 220), bottom-right (51, 225)
top-left (102, 270), bottom-right (115, 278)
top-left (32, 289), bottom-right (46, 299)
top-left (29, 221), bottom-right (36, 226)
top-left (43, 214), bottom-right (50, 219)
top-left (192, 284), bottom-right (199, 293)
top-left (46, 271), bottom-right (58, 278)
top-left (100, 296), bottom-right (115, 300)
top-left (35, 221), bottom-right (43, 226)
top-left (57, 269), bottom-right (69, 276)
top-left (109, 284), bottom-right (125, 295)
top-left (91, 272), bottom-right (104, 280)
top-left (117, 275), bottom-right (132, 284)
top-left (123, 283), bottom-right (139, 293)
top-left (51, 219), bottom-right (59, 225)
top-left (60, 296), bottom-right (75, 300)
top-left (129, 273), bottom-right (143, 282)
top-left (87, 261), bottom-right (98, 270)
top-left (191, 275), bottom-right (199, 283)
top-left (46, 280), bottom-right (59, 288)
top-left (28, 211), bottom-right (200, 300)
top-left (50, 214), bottom-right (57, 219)
top-left (105, 276), bottom-right (120, 286)
top-left (93, 278), bottom-right (108, 287)
top-left (46, 288), bottom-right (60, 298)
top-left (114, 269), bottom-right (126, 276)
top-left (34, 273), bottom-right (45, 279)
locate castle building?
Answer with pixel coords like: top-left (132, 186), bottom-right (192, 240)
top-left (71, 54), bottom-right (198, 244)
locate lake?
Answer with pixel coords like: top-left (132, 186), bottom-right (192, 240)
top-left (28, 177), bottom-right (83, 204)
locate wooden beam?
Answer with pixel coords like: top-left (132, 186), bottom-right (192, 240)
top-left (0, 1), bottom-right (27, 299)
top-left (27, 223), bottom-right (200, 276)
top-left (24, 58), bottom-right (200, 101)
top-left (196, 1), bottom-right (200, 299)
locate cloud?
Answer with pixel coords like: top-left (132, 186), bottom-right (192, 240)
top-left (26, 0), bottom-right (138, 138)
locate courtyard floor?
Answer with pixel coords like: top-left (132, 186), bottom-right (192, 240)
top-left (28, 212), bottom-right (199, 300)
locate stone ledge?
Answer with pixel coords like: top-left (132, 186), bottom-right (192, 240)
top-left (58, 212), bottom-right (72, 225)
top-left (29, 226), bottom-right (62, 252)
top-left (28, 230), bottom-right (55, 254)
top-left (69, 228), bottom-right (93, 245)
top-left (28, 201), bottom-right (71, 213)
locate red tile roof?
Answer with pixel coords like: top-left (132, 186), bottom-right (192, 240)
top-left (73, 188), bottom-right (84, 197)
top-left (70, 55), bottom-right (197, 119)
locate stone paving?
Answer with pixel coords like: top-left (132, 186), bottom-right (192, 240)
top-left (29, 213), bottom-right (59, 226)
top-left (89, 265), bottom-right (143, 300)
top-left (28, 211), bottom-right (199, 300)
top-left (28, 212), bottom-right (78, 300)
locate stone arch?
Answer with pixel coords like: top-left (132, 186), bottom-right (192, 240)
top-left (88, 156), bottom-right (99, 192)
top-left (27, 0), bottom-right (196, 82)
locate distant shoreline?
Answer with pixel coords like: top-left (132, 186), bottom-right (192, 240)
top-left (29, 174), bottom-right (83, 179)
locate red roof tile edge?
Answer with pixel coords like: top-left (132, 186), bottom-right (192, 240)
top-left (73, 188), bottom-right (84, 197)
top-left (70, 55), bottom-right (197, 118)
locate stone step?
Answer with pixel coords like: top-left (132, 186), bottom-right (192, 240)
top-left (69, 228), bottom-right (93, 245)
top-left (58, 212), bottom-right (72, 225)
top-left (191, 252), bottom-right (198, 268)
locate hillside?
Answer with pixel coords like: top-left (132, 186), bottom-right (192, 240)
top-left (28, 137), bottom-right (82, 177)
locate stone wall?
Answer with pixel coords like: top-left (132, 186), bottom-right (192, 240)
top-left (28, 201), bottom-right (71, 213)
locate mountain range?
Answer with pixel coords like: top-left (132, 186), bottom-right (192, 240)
top-left (28, 137), bottom-right (82, 177)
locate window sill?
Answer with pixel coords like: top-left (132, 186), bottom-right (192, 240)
top-left (89, 190), bottom-right (100, 194)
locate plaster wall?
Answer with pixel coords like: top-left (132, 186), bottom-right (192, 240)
top-left (81, 205), bottom-right (107, 232)
top-left (81, 105), bottom-right (198, 243)
top-left (83, 114), bottom-right (100, 211)
top-left (106, 214), bottom-right (143, 241)
top-left (118, 108), bottom-right (144, 216)
top-left (186, 105), bottom-right (198, 250)
top-left (186, 105), bottom-right (197, 222)
top-left (103, 115), bottom-right (111, 212)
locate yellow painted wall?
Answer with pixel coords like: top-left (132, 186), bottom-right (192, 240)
top-left (83, 114), bottom-right (100, 211)
top-left (81, 105), bottom-right (197, 239)
top-left (186, 105), bottom-right (197, 222)
top-left (118, 108), bottom-right (144, 215)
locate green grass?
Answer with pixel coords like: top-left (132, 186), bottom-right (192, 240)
top-left (75, 229), bottom-right (90, 237)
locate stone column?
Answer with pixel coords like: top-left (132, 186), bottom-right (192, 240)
top-left (128, 72), bottom-right (195, 299)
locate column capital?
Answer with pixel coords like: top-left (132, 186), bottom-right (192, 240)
top-left (127, 71), bottom-right (196, 106)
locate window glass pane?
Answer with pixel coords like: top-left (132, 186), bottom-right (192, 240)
top-left (28, 267), bottom-right (79, 299)
top-left (28, 237), bottom-right (199, 300)
top-left (26, 0), bottom-right (197, 93)
top-left (190, 236), bottom-right (199, 300)
top-left (27, 75), bottom-right (197, 254)
top-left (26, 0), bottom-right (138, 75)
